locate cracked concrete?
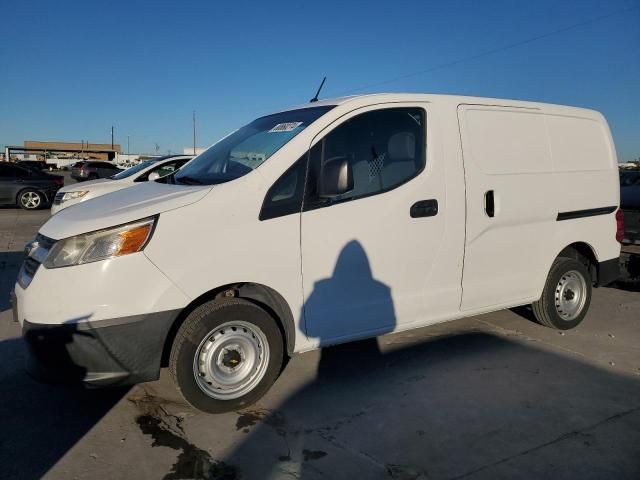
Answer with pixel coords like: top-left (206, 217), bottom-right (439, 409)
top-left (0, 205), bottom-right (639, 479)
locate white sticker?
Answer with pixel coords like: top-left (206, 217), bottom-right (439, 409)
top-left (269, 122), bottom-right (303, 133)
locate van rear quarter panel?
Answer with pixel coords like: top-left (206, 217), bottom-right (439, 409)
top-left (546, 109), bottom-right (620, 268)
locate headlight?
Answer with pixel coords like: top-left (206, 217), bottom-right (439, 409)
top-left (43, 217), bottom-right (156, 268)
top-left (61, 191), bottom-right (89, 202)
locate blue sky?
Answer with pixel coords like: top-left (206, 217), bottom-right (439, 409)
top-left (1, 0), bottom-right (639, 161)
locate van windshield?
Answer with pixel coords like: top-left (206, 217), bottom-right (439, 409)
top-left (174, 105), bottom-right (334, 186)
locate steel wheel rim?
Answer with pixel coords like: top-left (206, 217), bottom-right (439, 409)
top-left (555, 270), bottom-right (587, 321)
top-left (20, 192), bottom-right (41, 209)
top-left (193, 321), bottom-right (270, 400)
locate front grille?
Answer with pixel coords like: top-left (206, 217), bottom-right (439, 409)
top-left (18, 233), bottom-right (56, 289)
top-left (34, 233), bottom-right (56, 250)
top-left (23, 257), bottom-right (39, 277)
top-left (54, 192), bottom-right (64, 205)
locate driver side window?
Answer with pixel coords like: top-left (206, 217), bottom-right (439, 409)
top-left (305, 107), bottom-right (426, 210)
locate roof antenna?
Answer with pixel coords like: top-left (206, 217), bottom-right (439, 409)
top-left (310, 76), bottom-right (326, 103)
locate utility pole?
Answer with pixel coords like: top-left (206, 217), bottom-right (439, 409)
top-left (111, 126), bottom-right (114, 150)
top-left (127, 135), bottom-right (130, 157)
top-left (192, 111), bottom-right (196, 155)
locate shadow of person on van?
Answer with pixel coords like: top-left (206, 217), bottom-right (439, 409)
top-left (303, 239), bottom-right (396, 380)
top-left (216, 240), bottom-right (397, 478)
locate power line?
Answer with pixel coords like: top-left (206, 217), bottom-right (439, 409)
top-left (330, 5), bottom-right (640, 97)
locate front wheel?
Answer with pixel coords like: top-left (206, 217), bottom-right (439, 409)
top-left (18, 189), bottom-right (44, 210)
top-left (532, 257), bottom-right (592, 330)
top-left (169, 298), bottom-right (284, 413)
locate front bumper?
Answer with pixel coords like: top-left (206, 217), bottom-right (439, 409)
top-left (13, 248), bottom-right (190, 386)
top-left (22, 311), bottom-right (178, 386)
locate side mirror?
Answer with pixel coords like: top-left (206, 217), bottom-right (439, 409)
top-left (147, 172), bottom-right (161, 182)
top-left (319, 156), bottom-right (353, 198)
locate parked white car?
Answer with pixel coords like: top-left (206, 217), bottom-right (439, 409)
top-left (15, 94), bottom-right (621, 413)
top-left (51, 155), bottom-right (193, 214)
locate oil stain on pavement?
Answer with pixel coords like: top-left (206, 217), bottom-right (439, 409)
top-left (130, 388), bottom-right (240, 480)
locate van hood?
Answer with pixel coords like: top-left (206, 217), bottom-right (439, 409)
top-left (40, 182), bottom-right (211, 239)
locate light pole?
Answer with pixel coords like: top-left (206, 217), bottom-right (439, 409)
top-left (127, 135), bottom-right (130, 157)
top-left (193, 111), bottom-right (196, 155)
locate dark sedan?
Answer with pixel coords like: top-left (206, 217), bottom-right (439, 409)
top-left (18, 160), bottom-right (49, 171)
top-left (0, 162), bottom-right (64, 210)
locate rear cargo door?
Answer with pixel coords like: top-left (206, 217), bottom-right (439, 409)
top-left (458, 105), bottom-right (556, 311)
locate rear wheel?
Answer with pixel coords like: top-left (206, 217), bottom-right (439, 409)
top-left (532, 257), bottom-right (592, 330)
top-left (17, 189), bottom-right (43, 210)
top-left (169, 298), bottom-right (284, 413)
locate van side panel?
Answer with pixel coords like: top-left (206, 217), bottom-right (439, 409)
top-left (458, 106), bottom-right (556, 310)
top-left (463, 108), bottom-right (552, 174)
top-left (547, 114), bottom-right (614, 172)
top-left (459, 104), bottom-right (620, 314)
top-left (547, 113), bottom-right (619, 215)
top-left (547, 112), bottom-right (620, 270)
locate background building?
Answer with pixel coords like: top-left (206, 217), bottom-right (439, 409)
top-left (4, 140), bottom-right (121, 164)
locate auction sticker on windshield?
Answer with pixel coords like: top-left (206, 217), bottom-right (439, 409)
top-left (269, 122), bottom-right (303, 133)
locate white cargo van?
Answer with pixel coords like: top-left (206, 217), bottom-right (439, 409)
top-left (14, 94), bottom-right (621, 413)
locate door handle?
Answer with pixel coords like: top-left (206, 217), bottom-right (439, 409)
top-left (410, 199), bottom-right (438, 218)
top-left (485, 190), bottom-right (495, 217)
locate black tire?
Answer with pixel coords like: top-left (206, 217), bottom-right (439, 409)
top-left (169, 298), bottom-right (284, 413)
top-left (532, 257), bottom-right (592, 330)
top-left (17, 189), bottom-right (44, 210)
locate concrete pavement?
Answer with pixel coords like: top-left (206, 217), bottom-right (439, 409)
top-left (0, 207), bottom-right (638, 480)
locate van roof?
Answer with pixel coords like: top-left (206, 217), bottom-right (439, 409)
top-left (278, 93), bottom-right (601, 118)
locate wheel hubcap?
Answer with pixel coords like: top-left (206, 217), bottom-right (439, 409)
top-left (21, 192), bottom-right (41, 209)
top-left (555, 270), bottom-right (587, 321)
top-left (193, 321), bottom-right (270, 400)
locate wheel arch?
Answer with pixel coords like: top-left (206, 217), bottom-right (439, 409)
top-left (161, 282), bottom-right (296, 367)
top-left (555, 241), bottom-right (599, 284)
